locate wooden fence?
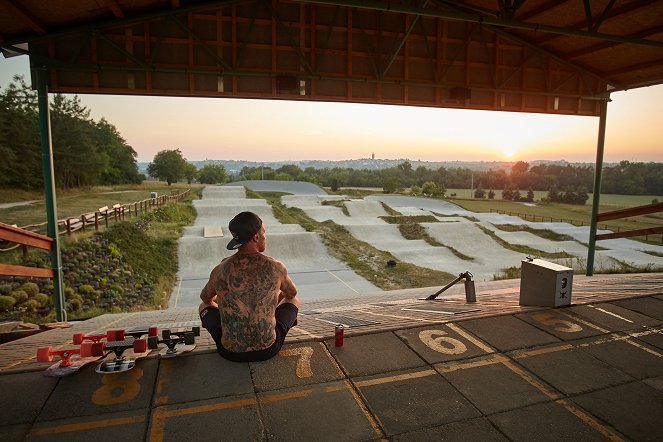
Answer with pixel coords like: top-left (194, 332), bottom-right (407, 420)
top-left (0, 223), bottom-right (54, 278)
top-left (0, 190), bottom-right (190, 255)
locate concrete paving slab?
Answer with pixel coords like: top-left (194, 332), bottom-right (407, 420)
top-left (37, 358), bottom-right (159, 421)
top-left (392, 417), bottom-right (509, 441)
top-left (574, 335), bottom-right (663, 380)
top-left (511, 344), bottom-right (634, 395)
top-left (148, 394), bottom-right (263, 442)
top-left (395, 324), bottom-right (493, 364)
top-left (250, 342), bottom-right (344, 392)
top-left (572, 381), bottom-right (663, 442)
top-left (258, 380), bottom-right (379, 442)
top-left (457, 315), bottom-right (561, 352)
top-left (568, 303), bottom-right (662, 332)
top-left (0, 424), bottom-right (30, 442)
top-left (611, 296), bottom-right (663, 321)
top-left (488, 401), bottom-right (612, 442)
top-left (0, 371), bottom-right (57, 426)
top-left (515, 310), bottom-right (605, 341)
top-left (27, 410), bottom-right (148, 442)
top-left (153, 352), bottom-right (253, 405)
top-left (325, 332), bottom-right (426, 377)
top-left (633, 326), bottom-right (663, 350)
top-left (643, 375), bottom-right (663, 392)
top-left (439, 356), bottom-right (550, 414)
top-left (355, 368), bottom-right (481, 436)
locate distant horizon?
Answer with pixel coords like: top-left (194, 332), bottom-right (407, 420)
top-left (2, 55), bottom-right (662, 164)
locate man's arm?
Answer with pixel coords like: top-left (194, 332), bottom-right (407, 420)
top-left (280, 268), bottom-right (298, 299)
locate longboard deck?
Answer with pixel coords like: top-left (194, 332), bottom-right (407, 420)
top-left (159, 342), bottom-right (196, 358)
top-left (43, 354), bottom-right (105, 377)
top-left (95, 337), bottom-right (152, 374)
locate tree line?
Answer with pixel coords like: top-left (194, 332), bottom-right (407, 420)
top-left (0, 77), bottom-right (141, 190)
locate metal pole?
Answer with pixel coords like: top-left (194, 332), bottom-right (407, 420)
top-left (586, 97), bottom-right (610, 276)
top-left (34, 66), bottom-right (66, 322)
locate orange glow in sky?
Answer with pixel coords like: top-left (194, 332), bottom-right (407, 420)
top-left (1, 56), bottom-right (661, 163)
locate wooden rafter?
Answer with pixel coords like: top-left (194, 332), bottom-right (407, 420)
top-left (1, 0), bottom-right (45, 34)
top-left (104, 0), bottom-right (125, 18)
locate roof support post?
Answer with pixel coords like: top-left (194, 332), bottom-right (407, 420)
top-left (586, 96), bottom-right (610, 276)
top-left (33, 66), bottom-right (67, 322)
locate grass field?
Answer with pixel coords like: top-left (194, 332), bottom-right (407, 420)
top-left (0, 182), bottom-right (204, 228)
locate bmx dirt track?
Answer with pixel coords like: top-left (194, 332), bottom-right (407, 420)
top-left (170, 181), bottom-right (663, 309)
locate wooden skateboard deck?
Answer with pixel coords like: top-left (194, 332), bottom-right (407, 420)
top-left (43, 353), bottom-right (106, 377)
top-left (159, 342), bottom-right (196, 358)
top-left (95, 337), bottom-right (152, 374)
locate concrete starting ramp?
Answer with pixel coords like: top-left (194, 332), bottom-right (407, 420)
top-left (170, 186), bottom-right (380, 308)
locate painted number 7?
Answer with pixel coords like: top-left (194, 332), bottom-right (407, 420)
top-left (531, 312), bottom-right (582, 333)
top-left (280, 346), bottom-right (314, 378)
top-left (419, 329), bottom-right (467, 355)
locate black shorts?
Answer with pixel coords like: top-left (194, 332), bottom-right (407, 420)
top-left (200, 303), bottom-right (298, 362)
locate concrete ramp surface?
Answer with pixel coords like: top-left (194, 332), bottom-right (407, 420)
top-left (170, 185), bottom-right (380, 308)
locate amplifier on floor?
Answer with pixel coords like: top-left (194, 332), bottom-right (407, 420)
top-left (519, 258), bottom-right (573, 307)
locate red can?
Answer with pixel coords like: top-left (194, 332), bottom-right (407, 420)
top-left (335, 324), bottom-right (344, 347)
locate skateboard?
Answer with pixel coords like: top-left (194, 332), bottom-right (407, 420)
top-left (72, 329), bottom-right (125, 344)
top-left (37, 342), bottom-right (107, 377)
top-left (148, 326), bottom-right (200, 358)
top-left (94, 326), bottom-right (158, 374)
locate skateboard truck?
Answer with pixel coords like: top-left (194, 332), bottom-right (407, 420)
top-left (148, 327), bottom-right (200, 355)
top-left (425, 271), bottom-right (476, 302)
top-left (37, 342), bottom-right (106, 367)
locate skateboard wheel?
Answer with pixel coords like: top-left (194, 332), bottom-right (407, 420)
top-left (148, 326), bottom-right (158, 337)
top-left (107, 329), bottom-right (125, 341)
top-left (147, 336), bottom-right (159, 349)
top-left (80, 342), bottom-right (95, 357)
top-left (73, 333), bottom-right (85, 345)
top-left (162, 329), bottom-right (171, 340)
top-left (37, 347), bottom-right (54, 362)
top-left (91, 342), bottom-right (105, 356)
top-left (134, 338), bottom-right (147, 353)
top-left (192, 326), bottom-right (200, 337)
top-left (184, 332), bottom-right (195, 345)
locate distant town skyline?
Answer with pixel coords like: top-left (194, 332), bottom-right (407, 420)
top-left (1, 55), bottom-right (662, 164)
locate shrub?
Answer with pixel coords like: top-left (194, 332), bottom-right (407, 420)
top-left (23, 299), bottom-right (40, 313)
top-left (0, 284), bottom-right (13, 295)
top-left (68, 298), bottom-right (83, 311)
top-left (9, 290), bottom-right (28, 304)
top-left (78, 284), bottom-right (95, 295)
top-left (34, 293), bottom-right (51, 307)
top-left (20, 282), bottom-right (40, 297)
top-left (64, 286), bottom-right (76, 300)
top-left (0, 295), bottom-right (16, 312)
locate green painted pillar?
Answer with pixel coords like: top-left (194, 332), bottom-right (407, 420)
top-left (586, 97), bottom-right (610, 276)
top-left (33, 66), bottom-right (66, 322)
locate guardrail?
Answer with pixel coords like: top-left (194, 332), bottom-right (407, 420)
top-left (595, 202), bottom-right (663, 241)
top-left (489, 205), bottom-right (662, 243)
top-left (0, 223), bottom-right (54, 278)
top-left (1, 190), bottom-right (190, 248)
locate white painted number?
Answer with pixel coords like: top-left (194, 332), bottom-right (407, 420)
top-left (419, 329), bottom-right (467, 355)
top-left (280, 346), bottom-right (314, 378)
top-left (531, 312), bottom-right (582, 333)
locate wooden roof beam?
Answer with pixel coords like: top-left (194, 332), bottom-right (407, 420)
top-left (566, 24), bottom-right (663, 59)
top-left (1, 0), bottom-right (46, 34)
top-left (104, 0), bottom-right (125, 18)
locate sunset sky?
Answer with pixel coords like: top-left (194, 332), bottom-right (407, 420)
top-left (1, 55), bottom-right (661, 164)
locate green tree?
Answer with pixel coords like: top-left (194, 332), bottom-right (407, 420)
top-left (184, 162), bottom-right (197, 184)
top-left (147, 149), bottom-right (188, 185)
top-left (383, 177), bottom-right (401, 194)
top-left (198, 164), bottom-right (228, 184)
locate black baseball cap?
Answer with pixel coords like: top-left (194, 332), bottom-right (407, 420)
top-left (226, 211), bottom-right (263, 250)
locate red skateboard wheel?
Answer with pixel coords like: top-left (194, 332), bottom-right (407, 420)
top-left (107, 329), bottom-right (125, 341)
top-left (134, 338), bottom-right (147, 353)
top-left (37, 346), bottom-right (54, 362)
top-left (148, 326), bottom-right (158, 337)
top-left (72, 333), bottom-right (85, 345)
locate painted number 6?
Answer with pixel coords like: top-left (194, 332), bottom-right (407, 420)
top-left (419, 329), bottom-right (467, 355)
